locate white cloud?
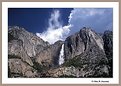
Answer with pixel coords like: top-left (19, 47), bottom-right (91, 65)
top-left (36, 8), bottom-right (113, 44)
top-left (36, 10), bottom-right (72, 44)
top-left (68, 8), bottom-right (113, 34)
top-left (48, 10), bottom-right (61, 30)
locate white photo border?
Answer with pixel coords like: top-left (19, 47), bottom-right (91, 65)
top-left (2, 2), bottom-right (119, 84)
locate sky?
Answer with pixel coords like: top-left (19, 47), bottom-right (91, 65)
top-left (8, 8), bottom-right (113, 44)
top-left (8, 8), bottom-right (72, 33)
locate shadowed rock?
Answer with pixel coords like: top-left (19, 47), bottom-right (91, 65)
top-left (35, 40), bottom-right (64, 67)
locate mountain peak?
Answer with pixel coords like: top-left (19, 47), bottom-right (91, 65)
top-left (8, 26), bottom-right (26, 31)
top-left (81, 27), bottom-right (92, 30)
top-left (80, 27), bottom-right (96, 35)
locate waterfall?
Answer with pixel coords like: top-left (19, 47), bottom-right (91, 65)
top-left (59, 44), bottom-right (65, 65)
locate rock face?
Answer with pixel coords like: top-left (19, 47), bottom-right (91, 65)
top-left (47, 66), bottom-right (78, 77)
top-left (8, 58), bottom-right (37, 78)
top-left (8, 40), bottom-right (33, 66)
top-left (35, 40), bottom-right (63, 67)
top-left (64, 27), bottom-right (104, 60)
top-left (103, 30), bottom-right (113, 77)
top-left (8, 26), bottom-right (49, 77)
top-left (9, 26), bottom-right (49, 58)
top-left (63, 27), bottom-right (109, 77)
top-left (8, 26), bottom-right (112, 78)
top-left (103, 30), bottom-right (113, 61)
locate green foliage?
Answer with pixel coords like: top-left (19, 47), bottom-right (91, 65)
top-left (33, 62), bottom-right (43, 72)
top-left (8, 54), bottom-right (21, 59)
top-left (59, 75), bottom-right (76, 78)
top-left (63, 56), bottom-right (82, 68)
top-left (98, 58), bottom-right (108, 65)
top-left (32, 61), bottom-right (49, 73)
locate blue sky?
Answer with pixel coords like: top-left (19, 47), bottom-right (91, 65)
top-left (8, 8), bottom-right (113, 44)
top-left (8, 8), bottom-right (72, 33)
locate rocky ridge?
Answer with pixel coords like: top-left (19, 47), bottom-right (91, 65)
top-left (8, 26), bottom-right (113, 78)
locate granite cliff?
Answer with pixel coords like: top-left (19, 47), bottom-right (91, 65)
top-left (8, 26), bottom-right (113, 78)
